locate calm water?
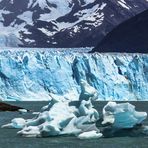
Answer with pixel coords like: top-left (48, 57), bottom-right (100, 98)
top-left (0, 101), bottom-right (148, 148)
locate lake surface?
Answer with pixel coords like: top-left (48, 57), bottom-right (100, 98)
top-left (0, 101), bottom-right (148, 148)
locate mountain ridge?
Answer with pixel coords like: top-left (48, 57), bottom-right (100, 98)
top-left (92, 9), bottom-right (148, 53)
top-left (0, 0), bottom-right (148, 48)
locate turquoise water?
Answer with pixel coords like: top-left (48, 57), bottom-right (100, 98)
top-left (0, 102), bottom-right (148, 148)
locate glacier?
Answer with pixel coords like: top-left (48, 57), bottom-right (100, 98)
top-left (0, 48), bottom-right (147, 101)
top-left (0, 34), bottom-right (22, 47)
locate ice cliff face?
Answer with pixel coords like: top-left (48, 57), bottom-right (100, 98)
top-left (0, 48), bottom-right (147, 101)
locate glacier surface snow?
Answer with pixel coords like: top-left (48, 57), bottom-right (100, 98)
top-left (0, 34), bottom-right (22, 47)
top-left (0, 48), bottom-right (147, 101)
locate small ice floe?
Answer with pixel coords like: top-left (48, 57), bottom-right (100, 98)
top-left (2, 118), bottom-right (26, 129)
top-left (102, 101), bottom-right (147, 128)
top-left (18, 109), bottom-right (28, 114)
top-left (32, 112), bottom-right (40, 115)
top-left (78, 131), bottom-right (103, 139)
top-left (17, 126), bottom-right (40, 137)
top-left (141, 126), bottom-right (148, 135)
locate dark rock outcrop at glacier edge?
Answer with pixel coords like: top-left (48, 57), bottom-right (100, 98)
top-left (0, 0), bottom-right (148, 48)
top-left (0, 102), bottom-right (25, 111)
top-left (91, 9), bottom-right (148, 53)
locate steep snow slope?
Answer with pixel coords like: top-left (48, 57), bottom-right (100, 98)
top-left (92, 9), bottom-right (148, 53)
top-left (0, 0), bottom-right (148, 47)
top-left (0, 48), bottom-right (147, 101)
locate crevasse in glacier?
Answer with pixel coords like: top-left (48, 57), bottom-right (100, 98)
top-left (0, 48), bottom-right (147, 101)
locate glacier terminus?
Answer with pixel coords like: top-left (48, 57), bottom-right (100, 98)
top-left (0, 48), bottom-right (147, 101)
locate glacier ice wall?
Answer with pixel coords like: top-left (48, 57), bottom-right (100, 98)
top-left (0, 48), bottom-right (147, 101)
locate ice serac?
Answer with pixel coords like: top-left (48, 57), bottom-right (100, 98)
top-left (102, 102), bottom-right (147, 128)
top-left (0, 49), bottom-right (147, 101)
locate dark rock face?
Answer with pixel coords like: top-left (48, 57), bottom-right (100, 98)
top-left (92, 9), bottom-right (148, 53)
top-left (0, 0), bottom-right (148, 48)
top-left (0, 102), bottom-right (23, 111)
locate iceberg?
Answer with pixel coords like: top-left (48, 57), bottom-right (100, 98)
top-left (102, 102), bottom-right (147, 128)
top-left (2, 80), bottom-right (101, 138)
top-left (0, 48), bottom-right (147, 101)
top-left (2, 118), bottom-right (26, 129)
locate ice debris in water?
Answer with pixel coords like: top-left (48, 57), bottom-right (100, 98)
top-left (2, 118), bottom-right (26, 129)
top-left (2, 80), bottom-right (101, 139)
top-left (78, 130), bottom-right (103, 139)
top-left (2, 80), bottom-right (147, 139)
top-left (18, 109), bottom-right (28, 114)
top-left (102, 101), bottom-right (147, 128)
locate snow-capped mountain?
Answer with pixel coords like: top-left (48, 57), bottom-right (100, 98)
top-left (0, 0), bottom-right (148, 47)
top-left (92, 9), bottom-right (148, 53)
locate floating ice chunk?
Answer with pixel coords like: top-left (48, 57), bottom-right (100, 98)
top-left (2, 80), bottom-right (101, 138)
top-left (2, 118), bottom-right (26, 129)
top-left (78, 130), bottom-right (103, 139)
top-left (102, 102), bottom-right (147, 128)
top-left (17, 126), bottom-right (40, 137)
top-left (32, 112), bottom-right (40, 115)
top-left (18, 109), bottom-right (28, 114)
top-left (102, 102), bottom-right (116, 125)
top-left (11, 118), bottom-right (26, 129)
top-left (12, 101), bottom-right (77, 137)
top-left (141, 126), bottom-right (148, 135)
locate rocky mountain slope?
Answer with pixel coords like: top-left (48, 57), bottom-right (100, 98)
top-left (92, 9), bottom-right (148, 53)
top-left (0, 0), bottom-right (148, 47)
top-left (0, 102), bottom-right (24, 111)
